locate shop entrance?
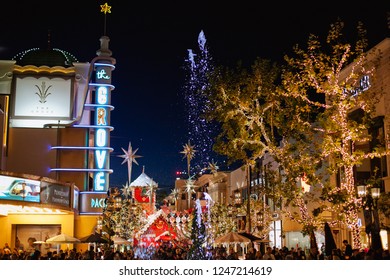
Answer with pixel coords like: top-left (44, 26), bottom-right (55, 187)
top-left (14, 224), bottom-right (61, 254)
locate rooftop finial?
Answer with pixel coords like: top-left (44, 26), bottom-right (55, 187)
top-left (142, 166), bottom-right (145, 173)
top-left (100, 2), bottom-right (112, 36)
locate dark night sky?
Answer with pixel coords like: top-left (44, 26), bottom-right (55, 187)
top-left (0, 1), bottom-right (388, 187)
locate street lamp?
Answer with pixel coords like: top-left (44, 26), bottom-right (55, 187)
top-left (227, 204), bottom-right (234, 217)
top-left (233, 189), bottom-right (242, 206)
top-left (357, 185), bottom-right (382, 251)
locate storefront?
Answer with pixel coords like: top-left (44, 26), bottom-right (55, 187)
top-left (0, 172), bottom-right (78, 251)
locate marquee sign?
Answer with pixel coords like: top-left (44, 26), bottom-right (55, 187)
top-left (79, 191), bottom-right (107, 214)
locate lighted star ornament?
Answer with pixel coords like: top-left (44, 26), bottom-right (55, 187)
top-left (208, 160), bottom-right (219, 175)
top-left (180, 141), bottom-right (196, 177)
top-left (122, 182), bottom-right (131, 199)
top-left (146, 181), bottom-right (158, 213)
top-left (185, 175), bottom-right (196, 209)
top-left (100, 2), bottom-right (112, 14)
top-left (118, 142), bottom-right (142, 185)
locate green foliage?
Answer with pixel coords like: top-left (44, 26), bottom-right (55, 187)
top-left (207, 58), bottom-right (282, 165)
top-left (210, 203), bottom-right (237, 236)
top-left (206, 18), bottom-right (386, 249)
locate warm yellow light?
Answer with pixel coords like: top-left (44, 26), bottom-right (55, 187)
top-left (13, 65), bottom-right (75, 75)
top-left (2, 96), bottom-right (8, 149)
top-left (357, 185), bottom-right (367, 197)
top-left (0, 204), bottom-right (69, 215)
top-left (371, 187), bottom-right (380, 199)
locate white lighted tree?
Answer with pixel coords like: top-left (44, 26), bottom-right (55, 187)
top-left (207, 20), bottom-right (387, 250)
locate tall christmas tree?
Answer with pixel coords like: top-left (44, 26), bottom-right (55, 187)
top-left (187, 199), bottom-right (208, 260)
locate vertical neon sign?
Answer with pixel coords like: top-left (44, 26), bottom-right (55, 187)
top-left (93, 66), bottom-right (112, 192)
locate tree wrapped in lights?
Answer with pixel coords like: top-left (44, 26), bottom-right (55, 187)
top-left (282, 20), bottom-right (386, 249)
top-left (247, 198), bottom-right (273, 238)
top-left (100, 186), bottom-right (147, 242)
top-left (207, 20), bottom-right (387, 250)
top-left (210, 203), bottom-right (238, 237)
top-left (184, 30), bottom-right (220, 172)
top-left (187, 199), bottom-right (209, 260)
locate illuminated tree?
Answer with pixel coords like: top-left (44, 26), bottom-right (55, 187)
top-left (207, 20), bottom-right (386, 250)
top-left (100, 186), bottom-right (147, 242)
top-left (184, 30), bottom-right (219, 173)
top-left (210, 203), bottom-right (237, 237)
top-left (187, 199), bottom-right (208, 260)
top-left (282, 20), bottom-right (386, 249)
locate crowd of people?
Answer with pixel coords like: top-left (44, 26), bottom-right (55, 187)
top-left (1, 240), bottom-right (389, 260)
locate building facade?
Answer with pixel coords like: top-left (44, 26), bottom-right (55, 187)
top-left (0, 35), bottom-right (115, 251)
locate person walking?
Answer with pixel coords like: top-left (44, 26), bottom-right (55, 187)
top-left (343, 240), bottom-right (353, 259)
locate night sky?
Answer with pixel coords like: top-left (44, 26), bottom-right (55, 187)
top-left (0, 1), bottom-right (388, 187)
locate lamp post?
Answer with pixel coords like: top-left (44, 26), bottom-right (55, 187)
top-left (357, 185), bottom-right (382, 251)
top-left (232, 189), bottom-right (244, 231)
top-left (233, 189), bottom-right (242, 207)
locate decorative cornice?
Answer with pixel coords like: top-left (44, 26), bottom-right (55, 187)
top-left (13, 65), bottom-right (75, 75)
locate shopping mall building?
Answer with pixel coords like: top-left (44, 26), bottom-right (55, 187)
top-left (0, 35), bottom-right (115, 251)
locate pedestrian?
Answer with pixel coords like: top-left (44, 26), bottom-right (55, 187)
top-left (263, 246), bottom-right (275, 260)
top-left (342, 240), bottom-right (352, 259)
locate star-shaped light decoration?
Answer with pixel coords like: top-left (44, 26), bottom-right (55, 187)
top-left (185, 175), bottom-right (196, 195)
top-left (122, 181), bottom-right (131, 199)
top-left (100, 2), bottom-right (112, 14)
top-left (180, 141), bottom-right (196, 160)
top-left (145, 182), bottom-right (158, 198)
top-left (117, 142), bottom-right (142, 185)
top-left (208, 160), bottom-right (219, 175)
top-left (170, 188), bottom-right (180, 201)
top-left (180, 141), bottom-right (196, 177)
top-left (146, 181), bottom-right (158, 213)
